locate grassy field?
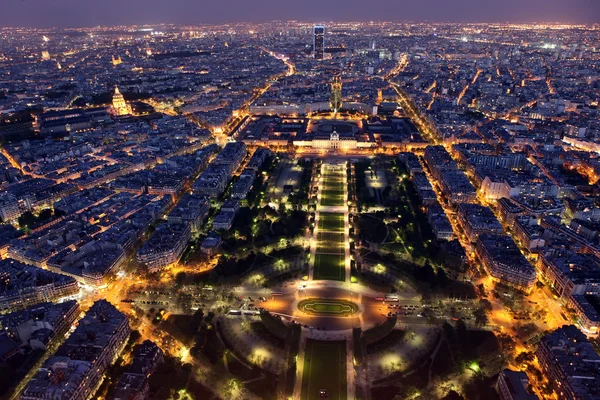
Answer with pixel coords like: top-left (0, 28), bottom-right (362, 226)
top-left (298, 299), bottom-right (359, 316)
top-left (322, 187), bottom-right (345, 196)
top-left (318, 213), bottom-right (345, 232)
top-left (313, 164), bottom-right (347, 280)
top-left (321, 192), bottom-right (345, 207)
top-left (317, 232), bottom-right (345, 254)
top-left (320, 167), bottom-right (346, 207)
top-left (323, 178), bottom-right (344, 185)
top-left (301, 340), bottom-right (347, 400)
top-left (313, 253), bottom-right (345, 281)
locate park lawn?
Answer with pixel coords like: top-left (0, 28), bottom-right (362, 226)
top-left (358, 215), bottom-right (388, 243)
top-left (323, 177), bottom-right (344, 185)
top-left (301, 340), bottom-right (347, 400)
top-left (314, 303), bottom-right (345, 312)
top-left (322, 185), bottom-right (344, 192)
top-left (317, 232), bottom-right (345, 254)
top-left (322, 186), bottom-right (345, 195)
top-left (298, 299), bottom-right (359, 315)
top-left (323, 177), bottom-right (344, 184)
top-left (313, 253), bottom-right (345, 281)
top-left (318, 213), bottom-right (345, 232)
top-left (321, 197), bottom-right (345, 207)
top-left (322, 189), bottom-right (345, 199)
top-left (320, 192), bottom-right (345, 207)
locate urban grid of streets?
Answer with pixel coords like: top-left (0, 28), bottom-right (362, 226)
top-left (0, 21), bottom-right (599, 400)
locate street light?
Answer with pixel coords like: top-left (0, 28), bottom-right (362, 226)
top-left (469, 362), bottom-right (480, 373)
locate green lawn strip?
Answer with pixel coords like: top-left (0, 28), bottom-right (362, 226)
top-left (301, 340), bottom-right (347, 400)
top-left (316, 232), bottom-right (345, 254)
top-left (298, 299), bottom-right (359, 316)
top-left (318, 213), bottom-right (345, 232)
top-left (322, 189), bottom-right (345, 198)
top-left (313, 253), bottom-right (345, 281)
top-left (320, 195), bottom-right (345, 207)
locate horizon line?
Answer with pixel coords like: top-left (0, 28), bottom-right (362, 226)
top-left (1, 20), bottom-right (599, 30)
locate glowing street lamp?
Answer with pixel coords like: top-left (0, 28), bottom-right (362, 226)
top-left (469, 362), bottom-right (480, 373)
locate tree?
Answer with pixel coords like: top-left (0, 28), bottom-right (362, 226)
top-left (442, 390), bottom-right (465, 400)
top-left (473, 307), bottom-right (489, 327)
top-left (455, 318), bottom-right (468, 336)
top-left (190, 309), bottom-right (204, 333)
top-left (479, 299), bottom-right (493, 313)
top-left (421, 261), bottom-right (438, 287)
top-left (477, 283), bottom-right (487, 297)
top-left (496, 333), bottom-right (517, 360)
top-left (205, 311), bottom-right (215, 323)
top-left (148, 356), bottom-right (192, 399)
top-left (515, 351), bottom-right (535, 366)
top-left (436, 267), bottom-right (450, 287)
top-left (175, 272), bottom-right (187, 287)
top-left (514, 322), bottom-right (538, 341)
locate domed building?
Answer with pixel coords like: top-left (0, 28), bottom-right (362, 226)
top-left (111, 86), bottom-right (132, 116)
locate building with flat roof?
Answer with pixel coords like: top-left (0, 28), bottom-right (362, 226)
top-left (457, 203), bottom-right (504, 242)
top-left (567, 295), bottom-right (600, 335)
top-left (136, 223), bottom-right (191, 273)
top-left (167, 193), bottom-right (209, 233)
top-left (427, 204), bottom-right (454, 241)
top-left (496, 369), bottom-right (539, 400)
top-left (537, 249), bottom-right (600, 299)
top-left (0, 300), bottom-right (79, 346)
top-left (36, 107), bottom-right (110, 135)
top-left (536, 325), bottom-right (600, 400)
top-left (314, 25), bottom-right (325, 60)
top-left (22, 300), bottom-right (130, 400)
top-left (475, 234), bottom-right (536, 291)
top-left (0, 259), bottom-right (79, 312)
top-left (0, 193), bottom-right (20, 223)
top-left (108, 340), bottom-right (163, 400)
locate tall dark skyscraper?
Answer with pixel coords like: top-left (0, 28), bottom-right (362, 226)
top-left (313, 25), bottom-right (324, 60)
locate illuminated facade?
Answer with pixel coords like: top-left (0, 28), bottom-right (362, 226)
top-left (111, 86), bottom-right (132, 116)
top-left (314, 25), bottom-right (324, 60)
top-left (293, 130), bottom-right (374, 151)
top-left (313, 130), bottom-right (356, 149)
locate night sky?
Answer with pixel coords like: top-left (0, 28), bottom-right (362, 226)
top-left (0, 0), bottom-right (598, 27)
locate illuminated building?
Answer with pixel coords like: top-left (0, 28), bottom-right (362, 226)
top-left (475, 234), bottom-right (536, 291)
top-left (0, 193), bottom-right (20, 223)
top-left (0, 259), bottom-right (79, 312)
top-left (111, 86), bottom-right (132, 116)
top-left (112, 55), bottom-right (122, 66)
top-left (496, 369), bottom-right (538, 400)
top-left (22, 300), bottom-right (130, 400)
top-left (136, 223), bottom-right (191, 273)
top-left (536, 326), bottom-right (600, 400)
top-left (314, 25), bottom-right (325, 60)
top-left (330, 74), bottom-right (343, 114)
top-left (292, 119), bottom-right (375, 151)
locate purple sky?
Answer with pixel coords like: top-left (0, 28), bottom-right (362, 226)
top-left (1, 0), bottom-right (598, 27)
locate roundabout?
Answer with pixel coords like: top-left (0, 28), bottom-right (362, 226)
top-left (297, 298), bottom-right (359, 317)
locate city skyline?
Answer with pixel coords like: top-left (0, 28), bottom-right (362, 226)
top-left (0, 13), bottom-right (599, 400)
top-left (1, 0), bottom-right (600, 28)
